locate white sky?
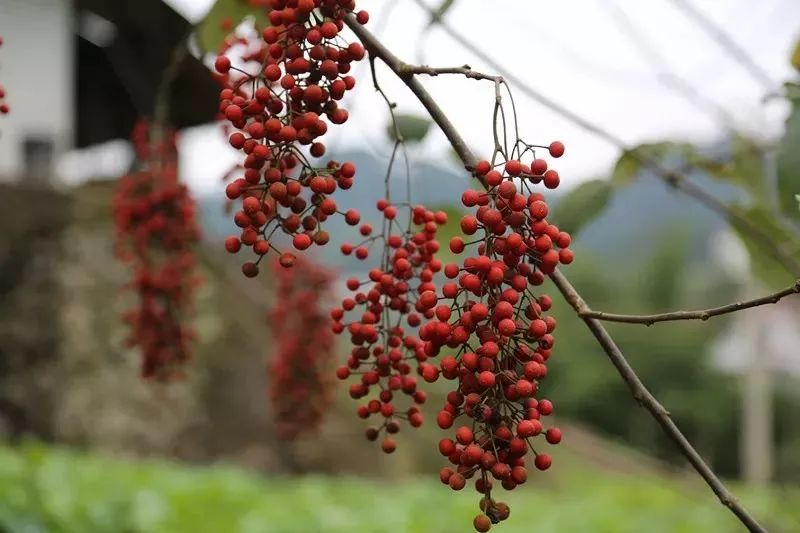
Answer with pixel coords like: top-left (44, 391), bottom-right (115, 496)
top-left (159, 0), bottom-right (799, 195)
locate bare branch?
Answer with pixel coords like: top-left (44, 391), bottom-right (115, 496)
top-left (583, 279), bottom-right (800, 325)
top-left (344, 14), bottom-right (767, 532)
top-left (548, 270), bottom-right (766, 533)
top-left (397, 63), bottom-right (503, 84)
top-left (408, 0), bottom-right (800, 279)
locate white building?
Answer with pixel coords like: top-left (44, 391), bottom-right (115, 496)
top-left (0, 0), bottom-right (74, 182)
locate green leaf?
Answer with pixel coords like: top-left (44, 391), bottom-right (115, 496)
top-left (611, 142), bottom-right (694, 186)
top-left (784, 82), bottom-right (800, 102)
top-left (776, 100), bottom-right (800, 220)
top-left (612, 139), bottom-right (773, 205)
top-left (729, 204), bottom-right (800, 289)
top-left (386, 114), bottom-right (433, 143)
top-left (690, 135), bottom-right (769, 204)
top-left (551, 179), bottom-right (613, 236)
top-left (195, 0), bottom-right (269, 54)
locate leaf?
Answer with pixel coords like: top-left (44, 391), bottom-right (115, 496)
top-left (610, 142), bottom-right (694, 186)
top-left (791, 38), bottom-right (800, 72)
top-left (796, 194), bottom-right (800, 212)
top-left (776, 99), bottom-right (800, 220)
top-left (785, 82), bottom-right (800, 102)
top-left (611, 138), bottom-right (774, 205)
top-left (195, 0), bottom-right (269, 54)
top-left (551, 179), bottom-right (613, 236)
top-left (690, 135), bottom-right (769, 204)
top-left (729, 204), bottom-right (800, 290)
top-left (386, 114), bottom-right (432, 143)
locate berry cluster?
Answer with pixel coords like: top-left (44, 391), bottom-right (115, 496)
top-left (332, 202), bottom-right (448, 453)
top-left (0, 37), bottom-right (9, 116)
top-left (215, 0), bottom-right (370, 276)
top-left (112, 121), bottom-right (201, 381)
top-left (267, 256), bottom-right (337, 440)
top-left (418, 143), bottom-right (570, 531)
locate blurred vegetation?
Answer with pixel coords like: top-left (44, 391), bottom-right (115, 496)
top-left (0, 442), bottom-right (798, 533)
top-left (542, 229), bottom-right (744, 476)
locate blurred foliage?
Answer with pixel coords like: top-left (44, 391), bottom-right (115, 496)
top-left (728, 204), bottom-right (800, 290)
top-left (611, 142), bottom-right (695, 186)
top-left (776, 84), bottom-right (800, 220)
top-left (549, 179), bottom-right (613, 235)
top-left (0, 442), bottom-right (798, 533)
top-left (596, 37), bottom-right (800, 286)
top-left (541, 231), bottom-right (800, 480)
top-left (386, 114), bottom-right (433, 143)
top-left (195, 0), bottom-right (269, 53)
top-left (605, 110), bottom-right (800, 290)
top-left (433, 0), bottom-right (458, 20)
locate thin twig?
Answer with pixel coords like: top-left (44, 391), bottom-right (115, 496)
top-left (409, 0), bottom-right (800, 278)
top-left (343, 14), bottom-right (767, 532)
top-left (397, 63), bottom-right (503, 84)
top-left (667, 0), bottom-right (776, 93)
top-left (583, 279), bottom-right (800, 325)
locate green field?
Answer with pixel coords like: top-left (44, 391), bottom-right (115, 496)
top-left (0, 443), bottom-right (798, 533)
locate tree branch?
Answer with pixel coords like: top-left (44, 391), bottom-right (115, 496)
top-left (407, 0), bottom-right (800, 279)
top-left (583, 279), bottom-right (800, 325)
top-left (548, 270), bottom-right (765, 532)
top-left (396, 63), bottom-right (503, 84)
top-left (344, 14), bottom-right (767, 532)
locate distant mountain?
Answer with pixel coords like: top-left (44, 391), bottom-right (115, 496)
top-left (198, 149), bottom-right (744, 270)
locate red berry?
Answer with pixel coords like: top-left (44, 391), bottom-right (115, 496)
top-left (535, 454), bottom-right (552, 470)
top-left (546, 427), bottom-right (562, 444)
top-left (549, 141), bottom-right (565, 158)
top-left (214, 56), bottom-right (231, 73)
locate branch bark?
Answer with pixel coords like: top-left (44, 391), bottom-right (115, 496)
top-left (408, 0), bottom-right (800, 279)
top-left (583, 279), bottom-right (800, 325)
top-left (396, 63), bottom-right (503, 84)
top-left (344, 14), bottom-right (767, 532)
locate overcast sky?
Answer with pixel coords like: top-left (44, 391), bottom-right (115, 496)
top-left (157, 0), bottom-right (800, 195)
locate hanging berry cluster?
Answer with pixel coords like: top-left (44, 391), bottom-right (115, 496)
top-left (332, 202), bottom-right (448, 453)
top-left (215, 0), bottom-right (371, 276)
top-left (267, 256), bottom-right (337, 440)
top-left (112, 121), bottom-right (201, 381)
top-left (415, 142), bottom-right (570, 531)
top-left (0, 36), bottom-right (9, 116)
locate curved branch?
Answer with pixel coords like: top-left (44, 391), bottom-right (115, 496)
top-left (407, 0), bottom-right (800, 279)
top-left (344, 14), bottom-right (767, 533)
top-left (583, 279), bottom-right (800, 325)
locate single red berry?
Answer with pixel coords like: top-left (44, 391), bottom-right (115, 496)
top-left (214, 56), bottom-right (231, 73)
top-left (473, 514), bottom-right (492, 532)
top-left (535, 454), bottom-right (552, 470)
top-left (546, 427), bottom-right (562, 444)
top-left (549, 141), bottom-right (565, 158)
